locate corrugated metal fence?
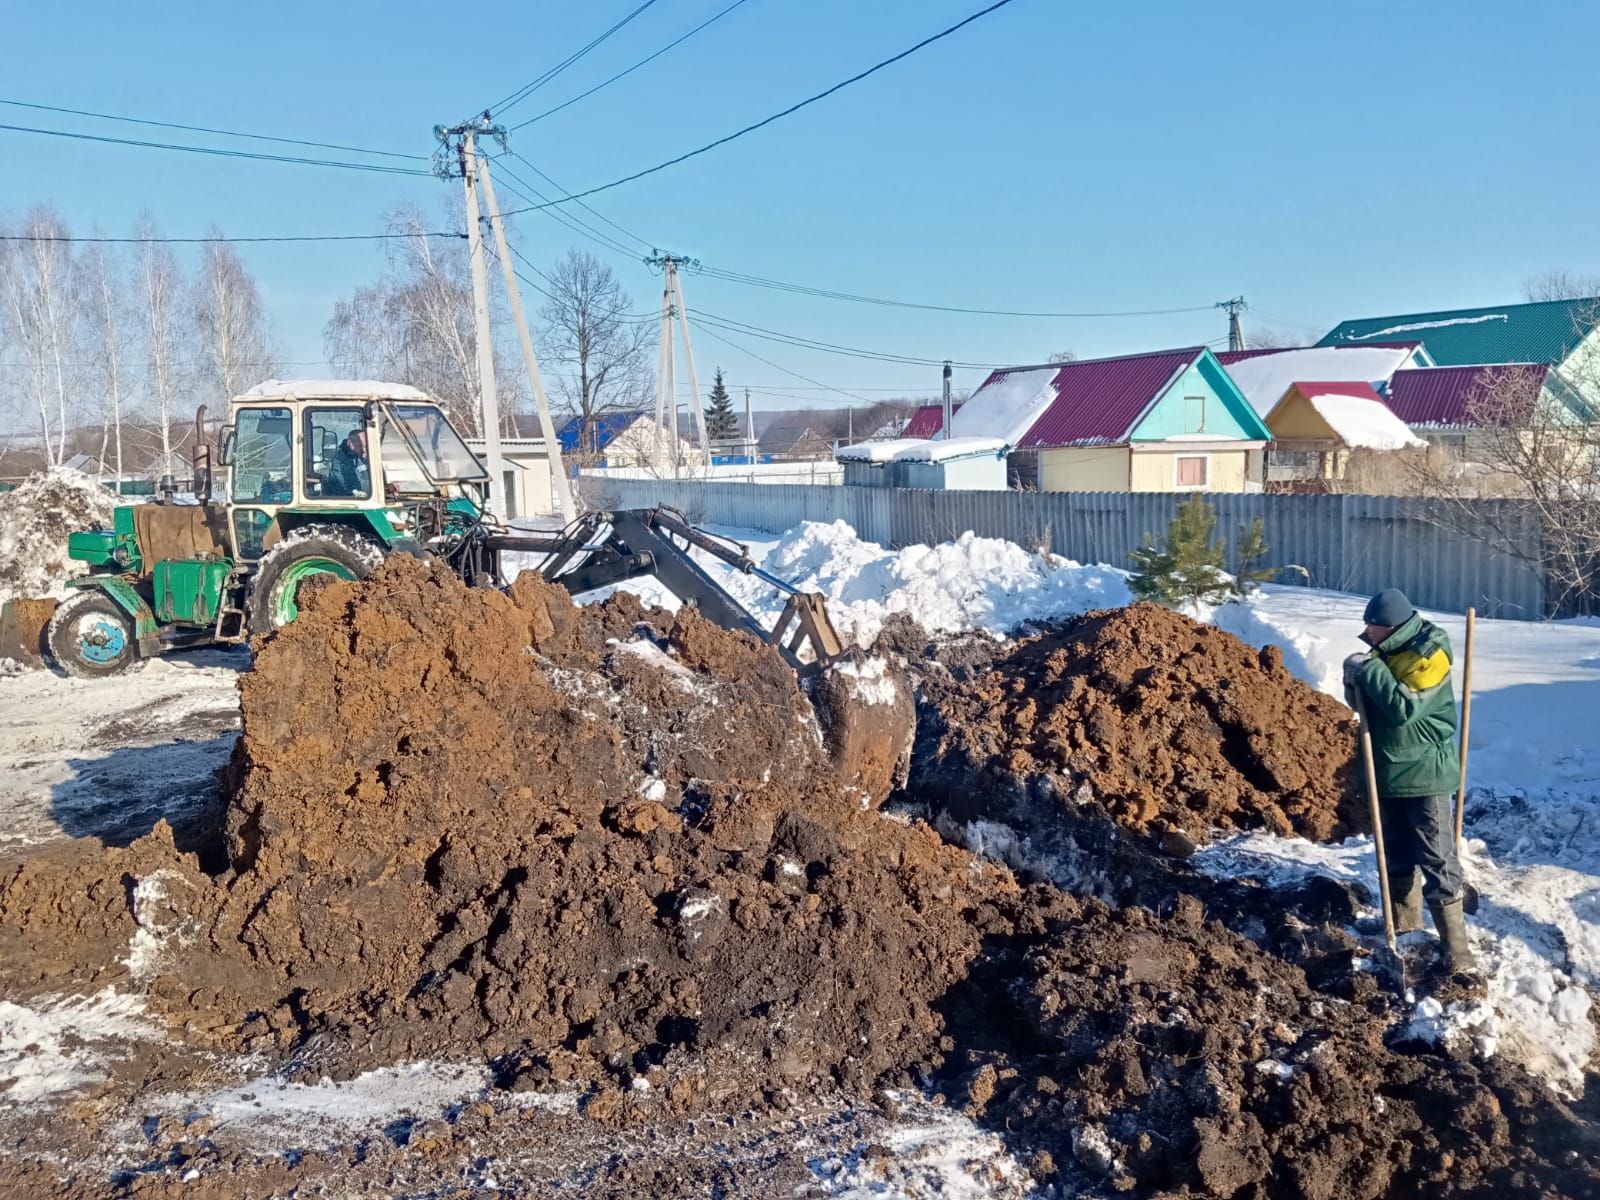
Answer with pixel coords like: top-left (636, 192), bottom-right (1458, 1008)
top-left (578, 477), bottom-right (1549, 619)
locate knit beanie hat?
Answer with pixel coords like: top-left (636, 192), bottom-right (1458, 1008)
top-left (1363, 588), bottom-right (1414, 628)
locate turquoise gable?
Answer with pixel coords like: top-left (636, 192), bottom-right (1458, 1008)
top-left (1128, 352), bottom-right (1272, 442)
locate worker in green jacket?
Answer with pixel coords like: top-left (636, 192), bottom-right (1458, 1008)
top-left (1343, 588), bottom-right (1475, 971)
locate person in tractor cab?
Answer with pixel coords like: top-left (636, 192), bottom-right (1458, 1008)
top-left (326, 428), bottom-right (370, 497)
top-left (1343, 588), bottom-right (1474, 971)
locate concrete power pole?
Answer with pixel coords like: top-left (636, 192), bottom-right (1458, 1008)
top-left (474, 150), bottom-right (576, 523)
top-left (744, 387), bottom-right (753, 452)
top-left (942, 360), bottom-right (954, 439)
top-left (647, 252), bottom-right (712, 471)
top-left (1217, 296), bottom-right (1248, 352)
top-left (458, 128), bottom-right (506, 504)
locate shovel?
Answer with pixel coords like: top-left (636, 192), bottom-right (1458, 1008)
top-left (1455, 608), bottom-right (1480, 916)
top-left (1353, 691), bottom-right (1405, 994)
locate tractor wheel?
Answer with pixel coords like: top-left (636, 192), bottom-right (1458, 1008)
top-left (46, 589), bottom-right (139, 678)
top-left (247, 524), bottom-right (387, 634)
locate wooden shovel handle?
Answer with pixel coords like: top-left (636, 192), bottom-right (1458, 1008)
top-left (1454, 607), bottom-right (1475, 849)
top-left (1354, 691), bottom-right (1396, 950)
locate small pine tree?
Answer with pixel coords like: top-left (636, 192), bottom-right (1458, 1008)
top-left (1129, 496), bottom-right (1272, 606)
top-left (705, 368), bottom-right (738, 441)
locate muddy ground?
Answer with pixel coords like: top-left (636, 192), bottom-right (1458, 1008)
top-left (0, 563), bottom-right (1595, 1198)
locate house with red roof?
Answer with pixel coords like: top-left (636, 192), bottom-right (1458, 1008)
top-left (951, 348), bottom-right (1270, 491)
top-left (901, 402), bottom-right (960, 439)
top-left (1384, 362), bottom-right (1595, 447)
top-left (1261, 381), bottom-right (1423, 488)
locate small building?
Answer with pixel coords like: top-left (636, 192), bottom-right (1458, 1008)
top-left (834, 436), bottom-right (1008, 489)
top-left (1383, 362), bottom-right (1595, 449)
top-left (464, 437), bottom-right (560, 518)
top-left (1261, 381), bottom-right (1424, 487)
top-left (953, 349), bottom-right (1271, 492)
top-left (556, 410), bottom-right (697, 469)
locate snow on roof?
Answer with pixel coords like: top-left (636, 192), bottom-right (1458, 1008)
top-left (835, 436), bottom-right (1006, 463)
top-left (1344, 313), bottom-right (1508, 340)
top-left (240, 379), bottom-right (433, 402)
top-left (1297, 384), bottom-right (1424, 450)
top-left (1221, 347), bottom-right (1420, 417)
top-left (948, 366), bottom-right (1060, 443)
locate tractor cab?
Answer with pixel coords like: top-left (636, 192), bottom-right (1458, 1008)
top-left (220, 381), bottom-right (489, 562)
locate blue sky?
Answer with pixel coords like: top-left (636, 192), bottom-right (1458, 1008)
top-left (5, 0), bottom-right (1596, 408)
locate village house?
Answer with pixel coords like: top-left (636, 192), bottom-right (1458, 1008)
top-left (1259, 381), bottom-right (1423, 489)
top-left (556, 410), bottom-right (697, 470)
top-left (952, 349), bottom-right (1270, 492)
top-left (1383, 362), bottom-right (1595, 452)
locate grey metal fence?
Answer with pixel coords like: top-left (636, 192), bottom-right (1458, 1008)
top-left (578, 477), bottom-right (1550, 619)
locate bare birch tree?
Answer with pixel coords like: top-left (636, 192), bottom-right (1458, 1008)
top-left (193, 230), bottom-right (278, 407)
top-left (137, 213), bottom-right (187, 477)
top-left (1522, 269), bottom-right (1600, 303)
top-left (0, 206), bottom-right (81, 465)
top-left (81, 237), bottom-right (134, 481)
top-left (539, 249), bottom-right (652, 455)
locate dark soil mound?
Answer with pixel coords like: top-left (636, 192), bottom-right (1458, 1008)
top-left (909, 601), bottom-right (1362, 843)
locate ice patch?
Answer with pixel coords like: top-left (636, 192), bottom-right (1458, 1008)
top-left (833, 656), bottom-right (899, 706)
top-left (0, 989), bottom-right (161, 1106)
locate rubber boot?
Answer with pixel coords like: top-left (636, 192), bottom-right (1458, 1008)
top-left (1389, 871), bottom-right (1424, 933)
top-left (1430, 898), bottom-right (1477, 971)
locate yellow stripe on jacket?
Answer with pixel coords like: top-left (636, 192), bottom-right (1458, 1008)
top-left (1381, 646), bottom-right (1451, 693)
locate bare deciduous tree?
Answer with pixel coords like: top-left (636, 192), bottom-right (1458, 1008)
top-left (1247, 326), bottom-right (1312, 350)
top-left (0, 205), bottom-right (80, 465)
top-left (193, 231), bottom-right (278, 407)
top-left (82, 236), bottom-right (134, 480)
top-left (540, 249), bottom-right (652, 455)
top-left (1402, 363), bottom-right (1600, 613)
top-left (137, 213), bottom-right (188, 477)
top-left (1522, 269), bottom-right (1600, 303)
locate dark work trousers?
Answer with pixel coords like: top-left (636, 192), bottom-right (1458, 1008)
top-left (1379, 793), bottom-right (1462, 904)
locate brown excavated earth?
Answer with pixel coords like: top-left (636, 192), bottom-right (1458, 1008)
top-left (0, 561), bottom-right (1595, 1197)
top-left (910, 601), bottom-right (1363, 844)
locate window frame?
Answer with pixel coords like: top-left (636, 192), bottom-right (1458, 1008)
top-left (303, 405), bottom-right (372, 501)
top-left (1174, 454), bottom-right (1209, 490)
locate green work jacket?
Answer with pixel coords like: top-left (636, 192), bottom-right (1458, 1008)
top-left (1351, 612), bottom-right (1461, 798)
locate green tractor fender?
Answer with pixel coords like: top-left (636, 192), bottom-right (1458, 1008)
top-left (68, 577), bottom-right (162, 659)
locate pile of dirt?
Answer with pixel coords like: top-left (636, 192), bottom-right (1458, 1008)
top-left (907, 602), bottom-right (1362, 844)
top-left (0, 469), bottom-right (118, 606)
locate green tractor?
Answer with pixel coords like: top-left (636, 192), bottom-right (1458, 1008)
top-left (44, 381), bottom-right (492, 677)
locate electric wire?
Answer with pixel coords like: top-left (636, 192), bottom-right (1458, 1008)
top-left (0, 122), bottom-right (433, 175)
top-left (511, 0), bottom-right (754, 129)
top-left (506, 152), bottom-right (653, 249)
top-left (488, 0), bottom-right (665, 118)
top-left (0, 98), bottom-right (424, 161)
top-left (497, 0), bottom-right (1020, 214)
top-left (0, 231), bottom-right (463, 244)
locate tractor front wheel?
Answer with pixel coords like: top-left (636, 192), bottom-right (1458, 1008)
top-left (46, 589), bottom-right (139, 678)
top-left (247, 525), bottom-right (387, 634)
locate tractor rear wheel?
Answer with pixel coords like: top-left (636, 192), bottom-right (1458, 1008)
top-left (46, 589), bottom-right (139, 678)
top-left (247, 524), bottom-right (387, 634)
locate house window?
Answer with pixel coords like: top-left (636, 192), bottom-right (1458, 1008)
top-left (1176, 455), bottom-right (1207, 488)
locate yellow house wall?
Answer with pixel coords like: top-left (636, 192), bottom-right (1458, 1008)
top-left (1129, 449), bottom-right (1250, 492)
top-left (1266, 392), bottom-right (1339, 440)
top-left (1038, 446), bottom-right (1129, 491)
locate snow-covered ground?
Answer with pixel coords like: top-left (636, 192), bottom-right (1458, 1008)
top-left (1, 516), bottom-right (1595, 1175)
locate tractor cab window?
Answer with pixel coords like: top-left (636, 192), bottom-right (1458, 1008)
top-left (306, 408), bottom-right (371, 499)
top-left (380, 403), bottom-right (488, 485)
top-left (231, 407), bottom-right (293, 504)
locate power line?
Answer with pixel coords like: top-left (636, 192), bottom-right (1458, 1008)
top-left (0, 98), bottom-right (424, 161)
top-left (489, 0), bottom-right (665, 118)
top-left (0, 122), bottom-right (432, 176)
top-left (696, 265), bottom-right (1217, 319)
top-left (511, 0), bottom-right (754, 129)
top-left (506, 152), bottom-right (653, 249)
top-left (694, 322), bottom-right (874, 405)
top-left (488, 161), bottom-right (642, 258)
top-left (498, 0), bottom-right (1020, 214)
top-left (694, 309), bottom-right (1004, 369)
top-left (0, 230), bottom-right (463, 245)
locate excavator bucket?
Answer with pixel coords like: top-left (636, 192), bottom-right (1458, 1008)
top-left (810, 653), bottom-right (917, 809)
top-left (0, 596), bottom-right (58, 669)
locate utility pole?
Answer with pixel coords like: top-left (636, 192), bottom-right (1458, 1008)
top-left (942, 360), bottom-right (954, 439)
top-left (454, 122), bottom-right (506, 502)
top-left (475, 148), bottom-right (576, 522)
top-left (744, 386), bottom-right (753, 454)
top-left (1217, 296), bottom-right (1248, 352)
top-left (646, 251), bottom-right (711, 470)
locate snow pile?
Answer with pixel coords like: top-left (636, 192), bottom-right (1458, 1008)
top-left (948, 366), bottom-right (1059, 443)
top-left (1222, 346), bottom-right (1419, 417)
top-left (1349, 313), bottom-right (1509, 340)
top-left (0, 989), bottom-right (160, 1106)
top-left (833, 656), bottom-right (899, 706)
top-left (744, 521), bottom-right (1132, 647)
top-left (0, 469), bottom-right (119, 606)
top-left (834, 436), bottom-right (1006, 463)
top-left (1306, 391), bottom-right (1425, 449)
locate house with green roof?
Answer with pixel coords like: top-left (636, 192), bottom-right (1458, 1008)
top-left (1317, 298), bottom-right (1600, 409)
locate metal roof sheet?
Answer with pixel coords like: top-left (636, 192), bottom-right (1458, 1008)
top-left (1385, 364), bottom-right (1549, 427)
top-left (1012, 349), bottom-right (1200, 447)
top-left (1317, 299), bottom-right (1599, 366)
top-left (903, 403), bottom-right (956, 438)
